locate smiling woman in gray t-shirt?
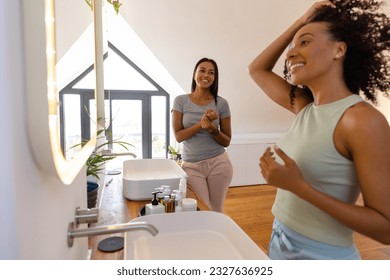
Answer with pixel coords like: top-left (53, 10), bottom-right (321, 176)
top-left (171, 58), bottom-right (233, 212)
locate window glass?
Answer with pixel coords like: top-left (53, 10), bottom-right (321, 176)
top-left (111, 99), bottom-right (142, 157)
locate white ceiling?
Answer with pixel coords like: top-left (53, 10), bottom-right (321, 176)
top-left (119, 0), bottom-right (390, 136)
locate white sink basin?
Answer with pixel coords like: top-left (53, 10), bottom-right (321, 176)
top-left (122, 159), bottom-right (187, 201)
top-left (124, 211), bottom-right (269, 260)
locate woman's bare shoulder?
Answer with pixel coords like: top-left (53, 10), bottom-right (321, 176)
top-left (343, 101), bottom-right (389, 130)
top-left (338, 101), bottom-right (389, 155)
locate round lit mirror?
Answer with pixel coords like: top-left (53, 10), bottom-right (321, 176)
top-left (22, 0), bottom-right (103, 184)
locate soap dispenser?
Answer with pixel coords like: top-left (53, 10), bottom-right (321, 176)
top-left (145, 191), bottom-right (165, 215)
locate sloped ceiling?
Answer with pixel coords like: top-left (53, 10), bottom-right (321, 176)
top-left (119, 0), bottom-right (390, 135)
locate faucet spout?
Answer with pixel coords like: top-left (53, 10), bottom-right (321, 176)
top-left (67, 221), bottom-right (158, 247)
top-left (101, 150), bottom-right (137, 158)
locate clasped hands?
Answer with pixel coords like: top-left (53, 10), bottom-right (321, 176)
top-left (200, 109), bottom-right (219, 133)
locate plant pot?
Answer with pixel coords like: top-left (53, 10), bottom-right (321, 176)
top-left (87, 181), bottom-right (100, 209)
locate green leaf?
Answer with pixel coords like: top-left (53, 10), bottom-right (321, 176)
top-left (168, 145), bottom-right (178, 155)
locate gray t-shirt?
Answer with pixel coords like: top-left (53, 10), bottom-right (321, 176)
top-left (172, 94), bottom-right (231, 162)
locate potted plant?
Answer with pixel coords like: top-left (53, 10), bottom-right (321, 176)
top-left (168, 145), bottom-right (179, 160)
top-left (70, 124), bottom-right (134, 208)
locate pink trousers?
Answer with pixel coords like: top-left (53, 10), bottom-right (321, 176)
top-left (182, 152), bottom-right (233, 212)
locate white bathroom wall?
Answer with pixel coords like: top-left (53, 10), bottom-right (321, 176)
top-left (227, 133), bottom-right (284, 186)
top-left (0, 0), bottom-right (88, 260)
top-left (0, 0), bottom-right (17, 255)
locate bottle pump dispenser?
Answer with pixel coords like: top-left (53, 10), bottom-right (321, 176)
top-left (145, 191), bottom-right (165, 215)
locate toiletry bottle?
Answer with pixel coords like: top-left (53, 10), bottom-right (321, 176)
top-left (174, 191), bottom-right (182, 212)
top-left (162, 186), bottom-right (171, 201)
top-left (163, 195), bottom-right (175, 213)
top-left (170, 193), bottom-right (176, 213)
top-left (145, 191), bottom-right (165, 215)
top-left (179, 175), bottom-right (187, 198)
top-left (162, 195), bottom-right (169, 212)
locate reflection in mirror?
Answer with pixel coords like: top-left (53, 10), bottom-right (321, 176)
top-left (22, 0), bottom-right (102, 185)
top-left (54, 0), bottom-right (97, 160)
top-left (46, 0), bottom-right (99, 183)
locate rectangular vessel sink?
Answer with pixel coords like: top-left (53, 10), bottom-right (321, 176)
top-left (124, 211), bottom-right (269, 260)
top-left (122, 159), bottom-right (187, 201)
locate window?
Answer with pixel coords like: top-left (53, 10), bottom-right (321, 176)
top-left (59, 43), bottom-right (170, 160)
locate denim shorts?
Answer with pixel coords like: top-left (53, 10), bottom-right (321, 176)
top-left (268, 219), bottom-right (361, 260)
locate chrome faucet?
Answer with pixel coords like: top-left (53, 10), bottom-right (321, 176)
top-left (67, 221), bottom-right (158, 247)
top-left (102, 149), bottom-right (137, 158)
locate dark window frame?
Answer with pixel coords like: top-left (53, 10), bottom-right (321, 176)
top-left (59, 42), bottom-right (170, 159)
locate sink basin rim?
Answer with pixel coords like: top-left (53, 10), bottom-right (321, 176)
top-left (124, 211), bottom-right (269, 260)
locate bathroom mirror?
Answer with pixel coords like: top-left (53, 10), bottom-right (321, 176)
top-left (55, 0), bottom-right (98, 161)
top-left (22, 0), bottom-right (103, 184)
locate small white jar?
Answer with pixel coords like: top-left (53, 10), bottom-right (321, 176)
top-left (182, 198), bottom-right (197, 211)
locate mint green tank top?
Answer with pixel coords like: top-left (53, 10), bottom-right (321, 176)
top-left (272, 95), bottom-right (363, 247)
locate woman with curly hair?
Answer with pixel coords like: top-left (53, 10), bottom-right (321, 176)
top-left (249, 0), bottom-right (390, 259)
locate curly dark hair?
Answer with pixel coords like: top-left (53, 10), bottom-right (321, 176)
top-left (284, 0), bottom-right (390, 106)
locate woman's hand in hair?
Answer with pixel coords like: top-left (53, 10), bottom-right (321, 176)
top-left (300, 1), bottom-right (335, 24)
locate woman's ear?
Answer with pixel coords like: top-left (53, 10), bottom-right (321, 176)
top-left (335, 41), bottom-right (347, 59)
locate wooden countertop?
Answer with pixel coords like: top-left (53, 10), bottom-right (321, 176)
top-left (88, 176), bottom-right (209, 260)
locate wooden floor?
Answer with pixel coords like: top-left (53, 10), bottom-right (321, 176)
top-left (224, 185), bottom-right (390, 260)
